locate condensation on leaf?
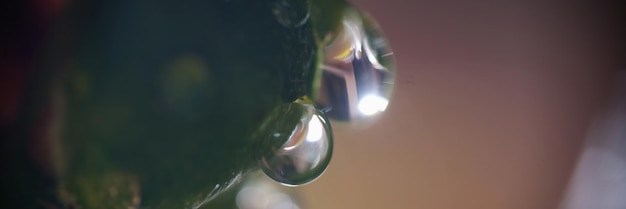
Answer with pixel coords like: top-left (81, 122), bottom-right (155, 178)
top-left (257, 102), bottom-right (333, 186)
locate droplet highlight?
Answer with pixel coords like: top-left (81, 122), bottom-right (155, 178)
top-left (272, 0), bottom-right (310, 28)
top-left (257, 102), bottom-right (333, 186)
top-left (313, 7), bottom-right (396, 122)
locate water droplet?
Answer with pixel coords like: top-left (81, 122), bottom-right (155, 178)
top-left (257, 102), bottom-right (333, 186)
top-left (313, 7), bottom-right (396, 122)
top-left (272, 0), bottom-right (310, 28)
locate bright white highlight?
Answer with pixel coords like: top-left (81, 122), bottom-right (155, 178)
top-left (306, 116), bottom-right (323, 142)
top-left (358, 95), bottom-right (389, 116)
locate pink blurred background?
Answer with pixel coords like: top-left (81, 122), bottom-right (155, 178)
top-left (301, 1), bottom-right (624, 209)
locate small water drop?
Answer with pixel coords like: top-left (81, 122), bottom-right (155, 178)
top-left (257, 102), bottom-right (333, 186)
top-left (313, 7), bottom-right (396, 123)
top-left (272, 0), bottom-right (310, 28)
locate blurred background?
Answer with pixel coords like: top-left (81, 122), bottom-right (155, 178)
top-left (1, 0), bottom-right (623, 209)
top-left (297, 1), bottom-right (624, 209)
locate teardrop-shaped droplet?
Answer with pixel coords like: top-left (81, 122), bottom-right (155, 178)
top-left (257, 102), bottom-right (333, 186)
top-left (272, 0), bottom-right (310, 28)
top-left (313, 7), bottom-right (396, 122)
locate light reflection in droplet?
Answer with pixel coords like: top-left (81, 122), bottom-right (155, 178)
top-left (313, 7), bottom-right (396, 123)
top-left (358, 94), bottom-right (389, 116)
top-left (258, 103), bottom-right (333, 186)
top-left (306, 115), bottom-right (324, 142)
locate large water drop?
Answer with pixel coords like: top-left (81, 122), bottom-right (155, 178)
top-left (257, 102), bottom-right (333, 186)
top-left (313, 7), bottom-right (396, 122)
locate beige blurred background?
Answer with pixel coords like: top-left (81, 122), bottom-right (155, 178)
top-left (300, 1), bottom-right (623, 209)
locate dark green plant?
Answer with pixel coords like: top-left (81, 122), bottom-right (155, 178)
top-left (0, 0), bottom-right (394, 208)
